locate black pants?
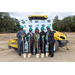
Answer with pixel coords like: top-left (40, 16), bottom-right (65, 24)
top-left (35, 48), bottom-right (38, 54)
top-left (28, 43), bottom-right (33, 54)
top-left (49, 43), bottom-right (54, 56)
top-left (40, 43), bottom-right (45, 54)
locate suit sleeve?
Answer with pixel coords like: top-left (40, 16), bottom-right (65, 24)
top-left (17, 31), bottom-right (21, 37)
top-left (33, 33), bottom-right (34, 44)
top-left (24, 32), bottom-right (26, 37)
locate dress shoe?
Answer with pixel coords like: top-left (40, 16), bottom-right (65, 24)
top-left (49, 54), bottom-right (51, 56)
top-left (19, 54), bottom-right (21, 56)
top-left (32, 53), bottom-right (33, 55)
top-left (50, 55), bottom-right (54, 57)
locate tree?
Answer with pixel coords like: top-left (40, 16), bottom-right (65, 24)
top-left (53, 15), bottom-right (75, 32)
top-left (0, 12), bottom-right (20, 33)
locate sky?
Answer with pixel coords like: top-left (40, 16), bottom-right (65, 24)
top-left (8, 12), bottom-right (75, 21)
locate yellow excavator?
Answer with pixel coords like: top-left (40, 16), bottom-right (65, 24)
top-left (8, 15), bottom-right (69, 52)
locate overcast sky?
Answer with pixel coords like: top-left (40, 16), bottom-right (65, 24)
top-left (8, 12), bottom-right (75, 21)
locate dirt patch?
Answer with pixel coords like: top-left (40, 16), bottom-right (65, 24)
top-left (0, 32), bottom-right (75, 62)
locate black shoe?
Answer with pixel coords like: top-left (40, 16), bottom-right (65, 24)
top-left (50, 55), bottom-right (54, 57)
top-left (49, 54), bottom-right (51, 56)
top-left (19, 54), bottom-right (21, 56)
top-left (32, 53), bottom-right (33, 55)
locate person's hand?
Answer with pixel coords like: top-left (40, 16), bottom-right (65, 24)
top-left (22, 33), bottom-right (24, 36)
top-left (36, 41), bottom-right (38, 43)
top-left (47, 34), bottom-right (49, 36)
top-left (43, 42), bottom-right (45, 43)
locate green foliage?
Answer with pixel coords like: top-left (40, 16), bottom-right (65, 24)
top-left (53, 15), bottom-right (75, 32)
top-left (0, 12), bottom-right (20, 33)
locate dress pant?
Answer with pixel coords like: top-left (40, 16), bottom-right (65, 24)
top-left (40, 43), bottom-right (45, 54)
top-left (18, 41), bottom-right (24, 56)
top-left (35, 48), bottom-right (38, 55)
top-left (49, 43), bottom-right (54, 56)
top-left (28, 43), bottom-right (33, 55)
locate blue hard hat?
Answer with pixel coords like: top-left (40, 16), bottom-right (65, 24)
top-left (46, 26), bottom-right (50, 29)
top-left (35, 27), bottom-right (39, 30)
top-left (20, 25), bottom-right (23, 28)
top-left (29, 28), bottom-right (32, 31)
top-left (41, 27), bottom-right (44, 30)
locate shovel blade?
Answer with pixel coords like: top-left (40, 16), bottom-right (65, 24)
top-left (22, 53), bottom-right (26, 58)
top-left (28, 53), bottom-right (32, 58)
top-left (46, 52), bottom-right (49, 57)
top-left (36, 54), bottom-right (40, 58)
top-left (41, 53), bottom-right (44, 58)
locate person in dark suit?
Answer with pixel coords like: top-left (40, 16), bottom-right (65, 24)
top-left (46, 26), bottom-right (55, 57)
top-left (40, 27), bottom-right (46, 54)
top-left (17, 26), bottom-right (26, 56)
top-left (26, 28), bottom-right (34, 55)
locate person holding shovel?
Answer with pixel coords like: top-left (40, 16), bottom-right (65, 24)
top-left (26, 28), bottom-right (34, 55)
top-left (17, 25), bottom-right (26, 56)
top-left (34, 27), bottom-right (40, 55)
top-left (46, 26), bottom-right (55, 57)
top-left (40, 27), bottom-right (46, 54)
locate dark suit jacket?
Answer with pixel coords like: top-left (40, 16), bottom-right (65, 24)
top-left (48, 31), bottom-right (55, 44)
top-left (26, 32), bottom-right (34, 45)
top-left (17, 30), bottom-right (26, 44)
top-left (40, 31), bottom-right (46, 44)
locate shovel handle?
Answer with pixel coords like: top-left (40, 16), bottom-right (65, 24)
top-left (47, 35), bottom-right (48, 52)
top-left (23, 41), bottom-right (24, 53)
top-left (29, 37), bottom-right (30, 53)
top-left (37, 39), bottom-right (38, 54)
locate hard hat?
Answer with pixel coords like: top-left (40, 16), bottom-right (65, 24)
top-left (35, 27), bottom-right (39, 30)
top-left (29, 27), bottom-right (32, 31)
top-left (20, 25), bottom-right (23, 28)
top-left (41, 27), bottom-right (44, 30)
top-left (46, 26), bottom-right (50, 29)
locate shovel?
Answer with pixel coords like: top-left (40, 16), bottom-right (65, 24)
top-left (28, 35), bottom-right (32, 58)
top-left (22, 40), bottom-right (26, 58)
top-left (46, 34), bottom-right (49, 57)
top-left (36, 39), bottom-right (40, 58)
top-left (41, 36), bottom-right (45, 58)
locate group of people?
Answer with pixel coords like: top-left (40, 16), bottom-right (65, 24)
top-left (17, 25), bottom-right (55, 58)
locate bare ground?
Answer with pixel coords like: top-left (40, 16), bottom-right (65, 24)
top-left (0, 32), bottom-right (75, 62)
